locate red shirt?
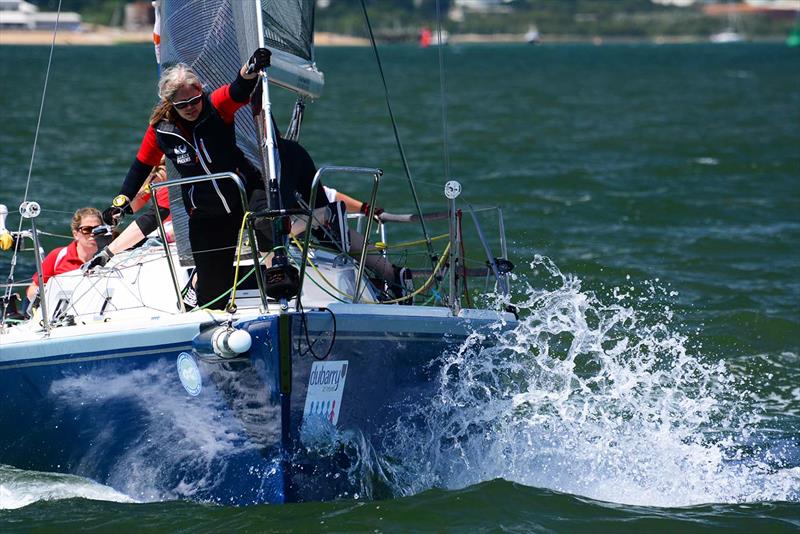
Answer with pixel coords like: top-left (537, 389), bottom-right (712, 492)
top-left (32, 240), bottom-right (83, 285)
top-left (138, 187), bottom-right (172, 221)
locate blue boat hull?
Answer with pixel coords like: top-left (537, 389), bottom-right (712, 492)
top-left (0, 307), bottom-right (505, 504)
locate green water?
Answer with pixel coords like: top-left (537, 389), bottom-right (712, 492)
top-left (1, 43), bottom-right (799, 529)
top-left (3, 480), bottom-right (799, 532)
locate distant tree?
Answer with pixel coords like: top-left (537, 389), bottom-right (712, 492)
top-left (25, 0), bottom-right (793, 38)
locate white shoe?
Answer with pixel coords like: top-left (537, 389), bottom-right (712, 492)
top-left (183, 286), bottom-right (197, 308)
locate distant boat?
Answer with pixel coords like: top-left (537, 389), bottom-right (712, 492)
top-left (710, 3), bottom-right (746, 44)
top-left (710, 29), bottom-right (745, 43)
top-left (524, 25), bottom-right (540, 44)
top-left (419, 26), bottom-right (448, 47)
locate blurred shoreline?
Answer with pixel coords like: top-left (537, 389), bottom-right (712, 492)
top-left (0, 27), bottom-right (785, 46)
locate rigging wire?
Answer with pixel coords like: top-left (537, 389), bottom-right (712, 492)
top-left (358, 0), bottom-right (438, 274)
top-left (21, 0), bottom-right (62, 220)
top-left (2, 0), bottom-right (62, 327)
top-left (435, 0), bottom-right (451, 183)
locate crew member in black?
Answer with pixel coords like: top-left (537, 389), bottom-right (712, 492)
top-left (106, 49), bottom-right (270, 309)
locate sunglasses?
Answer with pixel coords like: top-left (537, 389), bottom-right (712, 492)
top-left (171, 93), bottom-right (203, 110)
top-left (77, 225), bottom-right (100, 236)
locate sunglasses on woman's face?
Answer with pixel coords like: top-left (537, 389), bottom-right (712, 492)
top-left (171, 93), bottom-right (203, 110)
top-left (77, 225), bottom-right (100, 236)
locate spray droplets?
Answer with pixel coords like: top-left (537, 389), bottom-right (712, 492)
top-left (382, 257), bottom-right (799, 507)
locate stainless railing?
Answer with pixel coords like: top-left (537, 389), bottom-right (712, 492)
top-left (149, 172), bottom-right (268, 312)
top-left (298, 166), bottom-right (383, 308)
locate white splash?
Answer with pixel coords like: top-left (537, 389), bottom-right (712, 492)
top-left (49, 358), bottom-right (279, 502)
top-left (0, 464), bottom-right (135, 510)
top-left (694, 157), bottom-right (719, 165)
top-left (383, 256), bottom-right (800, 507)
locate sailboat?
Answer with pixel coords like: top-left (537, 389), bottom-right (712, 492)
top-left (710, 28), bottom-right (745, 43)
top-left (524, 24), bottom-right (540, 45)
top-left (0, 0), bottom-right (515, 504)
top-left (710, 3), bottom-right (746, 43)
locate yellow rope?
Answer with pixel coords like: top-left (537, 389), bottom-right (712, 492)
top-left (376, 242), bottom-right (450, 304)
top-left (290, 235), bottom-right (450, 305)
top-left (291, 235), bottom-right (353, 299)
top-left (374, 233), bottom-right (448, 250)
top-left (227, 211), bottom-right (251, 311)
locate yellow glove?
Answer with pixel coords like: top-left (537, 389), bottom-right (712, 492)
top-left (0, 231), bottom-right (13, 251)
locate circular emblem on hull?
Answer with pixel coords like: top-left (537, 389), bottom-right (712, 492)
top-left (177, 352), bottom-right (202, 396)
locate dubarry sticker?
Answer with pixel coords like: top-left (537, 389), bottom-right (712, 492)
top-left (303, 360), bottom-right (348, 425)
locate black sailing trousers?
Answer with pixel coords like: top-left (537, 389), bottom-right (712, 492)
top-left (188, 212), bottom-right (243, 309)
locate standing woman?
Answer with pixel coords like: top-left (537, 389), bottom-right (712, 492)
top-left (105, 49), bottom-right (271, 309)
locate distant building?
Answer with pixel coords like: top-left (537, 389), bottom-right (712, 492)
top-left (651, 0), bottom-right (699, 6)
top-left (453, 0), bottom-right (513, 12)
top-left (703, 1), bottom-right (799, 18)
top-left (449, 0), bottom-right (512, 21)
top-left (0, 0), bottom-right (81, 31)
top-left (744, 0), bottom-right (800, 9)
top-left (652, 0), bottom-right (799, 8)
top-left (124, 0), bottom-right (155, 32)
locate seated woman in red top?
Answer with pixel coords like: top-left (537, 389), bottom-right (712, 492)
top-left (26, 207), bottom-right (102, 300)
top-left (104, 49), bottom-right (270, 309)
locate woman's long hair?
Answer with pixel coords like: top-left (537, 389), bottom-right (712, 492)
top-left (149, 64), bottom-right (204, 125)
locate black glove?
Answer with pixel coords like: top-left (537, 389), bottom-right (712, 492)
top-left (84, 247), bottom-right (114, 271)
top-left (102, 195), bottom-right (131, 226)
top-left (246, 48), bottom-right (271, 74)
top-left (360, 202), bottom-right (385, 219)
top-left (102, 206), bottom-right (123, 226)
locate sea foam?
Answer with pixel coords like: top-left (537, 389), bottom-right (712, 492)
top-left (380, 255), bottom-right (799, 507)
top-left (0, 464), bottom-right (134, 510)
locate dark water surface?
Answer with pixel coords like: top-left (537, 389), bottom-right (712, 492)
top-left (1, 43), bottom-right (799, 530)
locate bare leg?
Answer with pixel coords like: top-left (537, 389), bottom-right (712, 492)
top-left (290, 207), bottom-right (329, 236)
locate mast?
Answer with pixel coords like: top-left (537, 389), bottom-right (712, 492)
top-left (253, 1), bottom-right (280, 210)
top-left (254, 0), bottom-right (294, 310)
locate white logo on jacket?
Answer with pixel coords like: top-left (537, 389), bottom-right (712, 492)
top-left (174, 144), bottom-right (191, 165)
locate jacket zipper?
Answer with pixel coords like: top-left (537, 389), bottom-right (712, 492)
top-left (156, 127), bottom-right (231, 214)
top-left (193, 131), bottom-right (231, 214)
top-left (199, 138), bottom-right (213, 162)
